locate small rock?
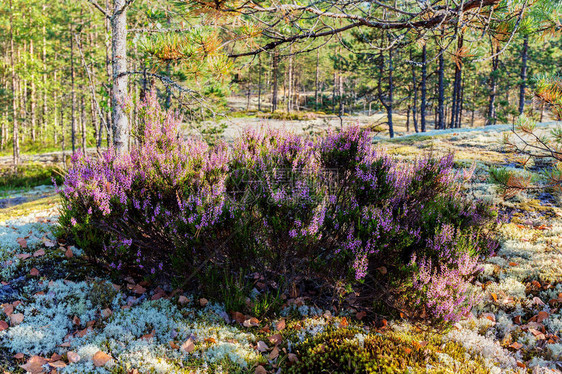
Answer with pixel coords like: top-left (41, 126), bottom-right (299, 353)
top-left (199, 298), bottom-right (208, 307)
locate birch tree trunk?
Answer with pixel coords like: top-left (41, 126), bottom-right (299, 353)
top-left (111, 0), bottom-right (129, 154)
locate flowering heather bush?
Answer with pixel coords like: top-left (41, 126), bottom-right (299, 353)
top-left (59, 93), bottom-right (498, 322)
top-left (59, 91), bottom-right (236, 279)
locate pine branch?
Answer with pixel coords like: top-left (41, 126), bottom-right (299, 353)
top-left (86, 0), bottom-right (111, 19)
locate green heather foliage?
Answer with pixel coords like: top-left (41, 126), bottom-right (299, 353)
top-left (58, 94), bottom-right (498, 322)
top-left (287, 327), bottom-right (490, 373)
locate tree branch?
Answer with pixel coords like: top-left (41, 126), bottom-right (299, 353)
top-left (229, 0), bottom-right (503, 58)
top-left (87, 0), bottom-right (111, 18)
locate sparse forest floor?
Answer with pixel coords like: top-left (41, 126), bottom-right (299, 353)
top-left (0, 123), bottom-right (561, 374)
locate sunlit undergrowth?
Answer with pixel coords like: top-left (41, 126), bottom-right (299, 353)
top-left (0, 195), bottom-right (59, 222)
top-left (58, 91), bottom-right (499, 324)
top-left (0, 163), bottom-right (63, 193)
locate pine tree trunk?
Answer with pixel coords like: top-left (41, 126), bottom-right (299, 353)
top-left (42, 1), bottom-right (47, 141)
top-left (411, 49), bottom-right (418, 133)
top-left (437, 41), bottom-right (445, 130)
top-left (294, 73), bottom-right (300, 111)
top-left (450, 34), bottom-right (464, 128)
top-left (1, 112), bottom-right (6, 150)
top-left (420, 44), bottom-right (427, 133)
top-left (30, 40), bottom-right (37, 142)
top-left (406, 105), bottom-right (410, 132)
top-left (111, 0), bottom-right (129, 154)
top-left (287, 50), bottom-right (293, 112)
top-left (519, 35), bottom-right (528, 115)
top-left (247, 66), bottom-right (251, 111)
top-left (486, 46), bottom-right (500, 126)
top-left (272, 52), bottom-right (278, 112)
top-left (258, 54), bottom-right (262, 111)
top-left (90, 92), bottom-right (100, 151)
top-left (315, 48), bottom-right (320, 111)
top-left (458, 73), bottom-right (464, 128)
top-left (378, 42), bottom-right (395, 139)
top-left (388, 45), bottom-right (394, 138)
top-left (81, 94), bottom-right (87, 151)
top-left (339, 74), bottom-right (344, 118)
top-left (20, 44), bottom-right (28, 145)
top-left (332, 72), bottom-right (337, 114)
top-left (9, 0), bottom-right (19, 166)
top-left (60, 105), bottom-right (65, 153)
top-left (1, 115), bottom-right (6, 151)
top-left (70, 26), bottom-right (76, 154)
top-left (54, 65), bottom-right (58, 145)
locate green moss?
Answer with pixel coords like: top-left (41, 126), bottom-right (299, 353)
top-left (88, 280), bottom-right (120, 309)
top-left (258, 110), bottom-right (317, 121)
top-left (386, 135), bottom-right (436, 144)
top-left (286, 327), bottom-right (489, 374)
top-left (386, 145), bottom-right (421, 156)
top-left (519, 199), bottom-right (556, 213)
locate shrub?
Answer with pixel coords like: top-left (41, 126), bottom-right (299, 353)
top-left (58, 93), bottom-right (497, 322)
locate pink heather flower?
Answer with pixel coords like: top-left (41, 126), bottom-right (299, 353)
top-left (70, 217), bottom-right (77, 226)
